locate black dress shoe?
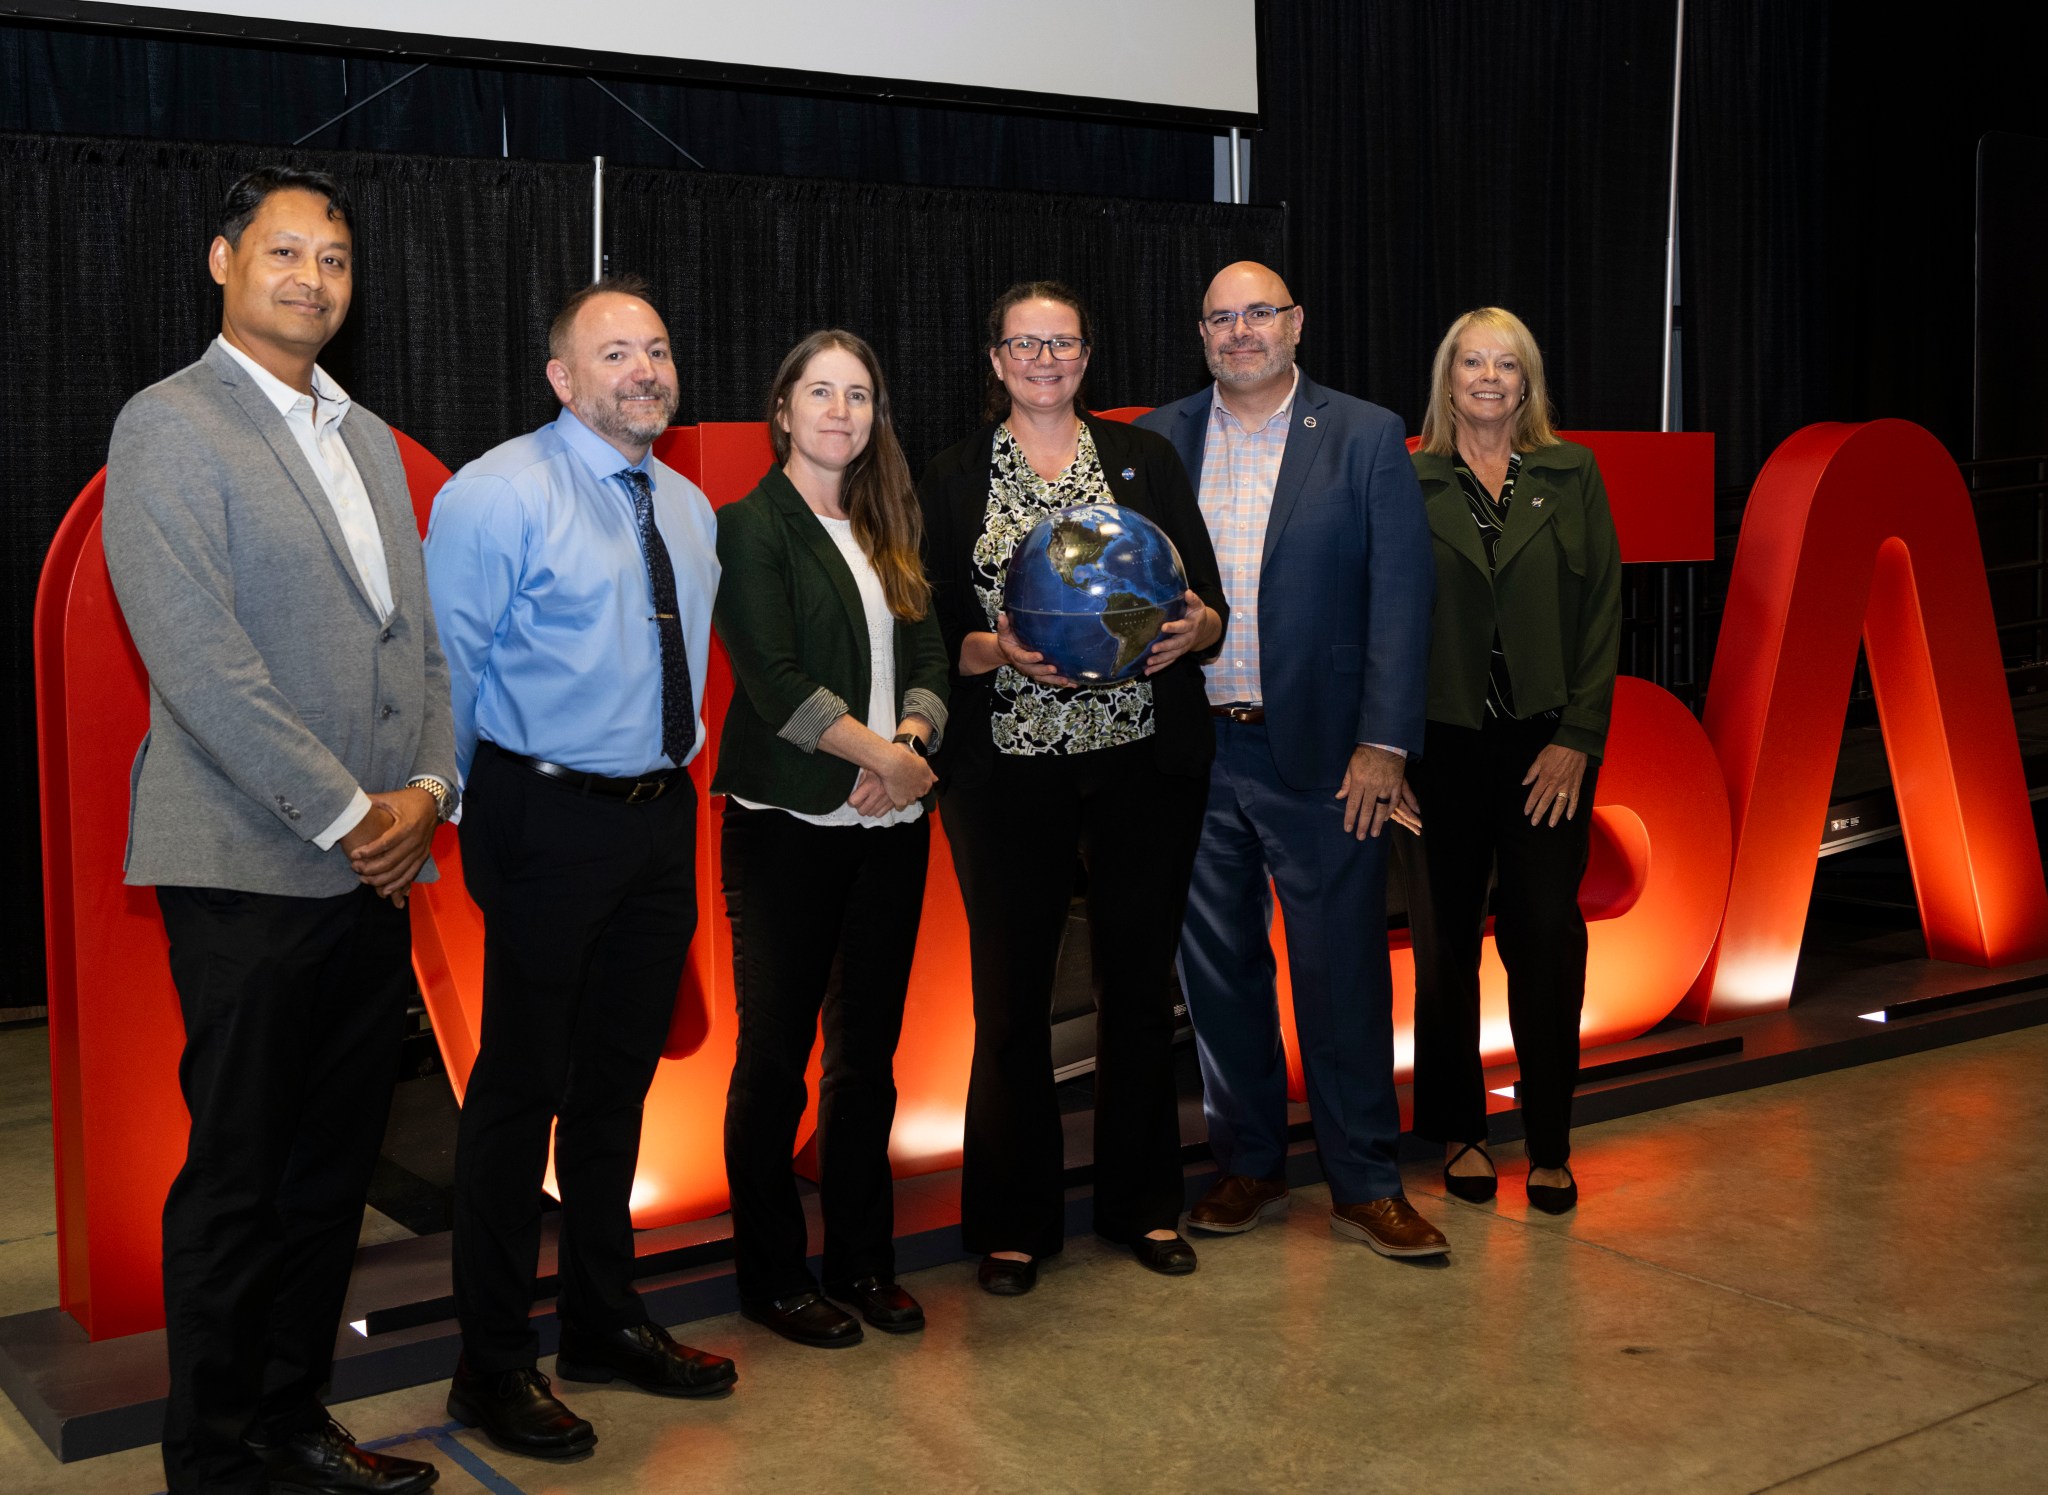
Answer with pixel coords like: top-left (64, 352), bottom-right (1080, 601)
top-left (1526, 1166), bottom-right (1579, 1215)
top-left (1129, 1233), bottom-right (1199, 1275)
top-left (741, 1291), bottom-right (864, 1348)
top-left (824, 1276), bottom-right (926, 1333)
top-left (249, 1418), bottom-right (438, 1494)
top-left (976, 1254), bottom-right (1038, 1296)
top-left (1443, 1141), bottom-right (1499, 1203)
top-left (446, 1359), bottom-right (596, 1460)
top-left (555, 1321), bottom-right (737, 1397)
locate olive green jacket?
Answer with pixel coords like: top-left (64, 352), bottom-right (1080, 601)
top-left (1411, 439), bottom-right (1621, 759)
top-left (711, 467), bottom-right (949, 814)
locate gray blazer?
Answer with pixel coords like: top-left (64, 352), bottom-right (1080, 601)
top-left (102, 341), bottom-right (458, 897)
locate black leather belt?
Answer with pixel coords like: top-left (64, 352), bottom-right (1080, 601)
top-left (488, 744), bottom-right (682, 803)
top-left (1210, 703), bottom-right (1267, 724)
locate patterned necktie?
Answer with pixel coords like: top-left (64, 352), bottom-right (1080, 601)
top-left (618, 467), bottom-right (695, 765)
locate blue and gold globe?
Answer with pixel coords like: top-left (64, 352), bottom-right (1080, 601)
top-left (1005, 503), bottom-right (1189, 685)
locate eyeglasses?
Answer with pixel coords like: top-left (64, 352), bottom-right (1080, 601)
top-left (996, 335), bottom-right (1089, 362)
top-left (1203, 304), bottom-right (1298, 333)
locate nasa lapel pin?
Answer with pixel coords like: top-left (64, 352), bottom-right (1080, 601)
top-left (1303, 416), bottom-right (1318, 428)
top-left (1121, 466), bottom-right (1136, 481)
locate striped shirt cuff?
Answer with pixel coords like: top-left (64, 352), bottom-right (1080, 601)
top-left (778, 687), bottom-right (850, 754)
top-left (901, 687), bottom-right (948, 752)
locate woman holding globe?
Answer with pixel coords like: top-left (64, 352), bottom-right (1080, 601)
top-left (713, 329), bottom-right (949, 1348)
top-left (918, 281), bottom-right (1227, 1295)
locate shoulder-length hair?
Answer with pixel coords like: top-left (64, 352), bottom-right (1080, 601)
top-left (981, 279), bottom-right (1095, 423)
top-left (768, 329), bottom-right (931, 622)
top-left (1418, 306), bottom-right (1561, 456)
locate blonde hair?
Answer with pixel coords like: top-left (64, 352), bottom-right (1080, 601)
top-left (1418, 307), bottom-right (1561, 456)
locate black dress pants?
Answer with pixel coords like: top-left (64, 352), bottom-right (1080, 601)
top-left (720, 804), bottom-right (929, 1304)
top-left (156, 882), bottom-right (411, 1495)
top-left (452, 742), bottom-right (698, 1372)
top-left (940, 739), bottom-right (1208, 1259)
top-left (1408, 714), bottom-right (1599, 1169)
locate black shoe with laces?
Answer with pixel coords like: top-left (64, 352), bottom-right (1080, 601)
top-left (446, 1358), bottom-right (597, 1460)
top-left (247, 1417), bottom-right (439, 1494)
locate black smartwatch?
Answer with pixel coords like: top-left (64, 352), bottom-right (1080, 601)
top-left (892, 732), bottom-right (931, 759)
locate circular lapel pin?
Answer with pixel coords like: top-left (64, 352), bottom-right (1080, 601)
top-left (1303, 415), bottom-right (1318, 428)
top-left (1122, 466), bottom-right (1136, 481)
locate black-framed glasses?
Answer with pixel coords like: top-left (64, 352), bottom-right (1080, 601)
top-left (1203, 304), bottom-right (1298, 333)
top-left (996, 335), bottom-right (1089, 361)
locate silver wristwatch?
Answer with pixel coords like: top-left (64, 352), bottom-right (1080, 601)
top-left (407, 775), bottom-right (456, 822)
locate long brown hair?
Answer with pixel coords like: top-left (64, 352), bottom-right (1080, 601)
top-left (1417, 306), bottom-right (1561, 456)
top-left (767, 329), bottom-right (931, 622)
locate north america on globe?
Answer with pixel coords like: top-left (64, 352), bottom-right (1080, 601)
top-left (1005, 503), bottom-right (1189, 684)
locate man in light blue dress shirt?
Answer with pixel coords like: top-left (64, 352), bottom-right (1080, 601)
top-left (423, 276), bottom-right (734, 1460)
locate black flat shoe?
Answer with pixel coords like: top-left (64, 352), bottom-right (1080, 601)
top-left (1129, 1234), bottom-right (1198, 1275)
top-left (825, 1276), bottom-right (926, 1333)
top-left (741, 1291), bottom-right (864, 1348)
top-left (1443, 1141), bottom-right (1499, 1203)
top-left (1526, 1166), bottom-right (1578, 1215)
top-left (976, 1254), bottom-right (1038, 1296)
top-left (446, 1360), bottom-right (596, 1461)
top-left (555, 1321), bottom-right (737, 1397)
top-left (249, 1417), bottom-right (439, 1494)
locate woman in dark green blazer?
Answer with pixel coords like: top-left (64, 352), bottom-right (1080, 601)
top-left (1404, 308), bottom-right (1621, 1216)
top-left (712, 331), bottom-right (948, 1348)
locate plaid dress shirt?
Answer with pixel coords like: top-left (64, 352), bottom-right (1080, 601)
top-left (1196, 368), bottom-right (1299, 706)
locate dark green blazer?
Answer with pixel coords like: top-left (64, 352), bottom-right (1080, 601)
top-left (1411, 439), bottom-right (1621, 759)
top-left (711, 467), bottom-right (949, 814)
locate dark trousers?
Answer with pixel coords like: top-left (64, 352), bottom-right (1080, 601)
top-left (451, 742), bottom-right (698, 1372)
top-left (1177, 719), bottom-right (1404, 1203)
top-left (720, 805), bottom-right (929, 1304)
top-left (940, 740), bottom-right (1207, 1258)
top-left (156, 883), bottom-right (411, 1495)
top-left (1408, 714), bottom-right (1599, 1169)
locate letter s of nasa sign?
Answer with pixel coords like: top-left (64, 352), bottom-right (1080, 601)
top-left (37, 418), bottom-right (2048, 1339)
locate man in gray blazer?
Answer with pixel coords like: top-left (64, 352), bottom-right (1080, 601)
top-left (102, 167), bottom-right (455, 1495)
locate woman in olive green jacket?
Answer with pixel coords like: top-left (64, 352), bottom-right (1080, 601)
top-left (712, 331), bottom-right (948, 1348)
top-left (1404, 308), bottom-right (1620, 1216)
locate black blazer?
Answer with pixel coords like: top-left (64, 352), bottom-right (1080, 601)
top-left (917, 413), bottom-right (1228, 790)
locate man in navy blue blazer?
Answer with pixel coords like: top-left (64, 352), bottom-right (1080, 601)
top-left (1137, 261), bottom-right (1446, 1258)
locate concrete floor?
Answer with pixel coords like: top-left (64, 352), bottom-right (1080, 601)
top-left (3, 1023), bottom-right (2045, 1494)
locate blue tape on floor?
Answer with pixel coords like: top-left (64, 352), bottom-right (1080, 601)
top-left (423, 1425), bottom-right (533, 1495)
top-left (361, 1419), bottom-right (465, 1451)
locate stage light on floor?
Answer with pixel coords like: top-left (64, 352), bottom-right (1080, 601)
top-left (350, 1319), bottom-right (368, 1337)
top-left (1858, 1011), bottom-right (1888, 1023)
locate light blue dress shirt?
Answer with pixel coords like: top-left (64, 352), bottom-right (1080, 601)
top-left (424, 408), bottom-right (720, 783)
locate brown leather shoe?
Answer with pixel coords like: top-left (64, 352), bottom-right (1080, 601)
top-left (1329, 1196), bottom-right (1450, 1257)
top-left (1184, 1174), bottom-right (1290, 1234)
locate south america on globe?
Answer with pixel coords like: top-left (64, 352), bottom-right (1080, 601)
top-left (1004, 503), bottom-right (1189, 684)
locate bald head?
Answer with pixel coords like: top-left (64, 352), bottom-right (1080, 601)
top-left (1203, 261), bottom-right (1294, 318)
top-left (1199, 260), bottom-right (1303, 404)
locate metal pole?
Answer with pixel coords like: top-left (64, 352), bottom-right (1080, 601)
top-left (1660, 0), bottom-right (1686, 431)
top-left (1229, 127), bottom-right (1243, 205)
top-left (591, 156), bottom-right (605, 285)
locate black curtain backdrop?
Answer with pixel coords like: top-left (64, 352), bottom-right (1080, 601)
top-left (1254, 0), bottom-right (1677, 439)
top-left (603, 170), bottom-right (1279, 467)
top-left (0, 21), bottom-right (1215, 200)
top-left (0, 130), bottom-right (1279, 1005)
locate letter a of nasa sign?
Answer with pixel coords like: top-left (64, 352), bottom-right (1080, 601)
top-left (37, 418), bottom-right (2048, 1338)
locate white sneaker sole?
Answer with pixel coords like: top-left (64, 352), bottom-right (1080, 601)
top-left (1328, 1211), bottom-right (1450, 1257)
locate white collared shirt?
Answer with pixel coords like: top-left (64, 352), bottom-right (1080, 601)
top-left (214, 336), bottom-right (390, 848)
top-left (214, 336), bottom-right (394, 622)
